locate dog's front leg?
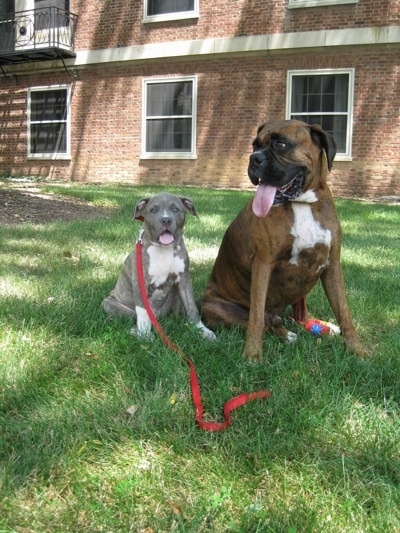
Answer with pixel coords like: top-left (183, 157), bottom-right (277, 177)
top-left (321, 262), bottom-right (366, 356)
top-left (131, 305), bottom-right (153, 339)
top-left (129, 274), bottom-right (154, 340)
top-left (243, 256), bottom-right (272, 361)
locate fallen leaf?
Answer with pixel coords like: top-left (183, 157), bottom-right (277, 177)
top-left (126, 405), bottom-right (138, 416)
top-left (169, 501), bottom-right (183, 515)
top-left (62, 250), bottom-right (79, 262)
top-left (85, 352), bottom-right (99, 359)
top-left (169, 394), bottom-right (177, 405)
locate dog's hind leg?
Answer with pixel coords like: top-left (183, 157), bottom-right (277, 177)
top-left (201, 297), bottom-right (250, 329)
top-left (102, 295), bottom-right (135, 317)
top-left (265, 313), bottom-right (298, 345)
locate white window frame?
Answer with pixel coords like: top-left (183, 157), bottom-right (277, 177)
top-left (286, 69), bottom-right (354, 160)
top-left (141, 76), bottom-right (197, 160)
top-left (27, 84), bottom-right (71, 160)
top-left (288, 0), bottom-right (357, 8)
top-left (143, 0), bottom-right (199, 23)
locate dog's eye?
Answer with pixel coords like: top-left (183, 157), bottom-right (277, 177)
top-left (275, 141), bottom-right (287, 149)
top-left (149, 206), bottom-right (158, 213)
top-left (171, 207), bottom-right (180, 213)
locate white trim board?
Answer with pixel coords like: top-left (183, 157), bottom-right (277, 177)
top-left (75, 27), bottom-right (400, 67)
top-left (3, 26), bottom-right (400, 75)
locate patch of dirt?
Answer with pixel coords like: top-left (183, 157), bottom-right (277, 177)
top-left (0, 184), bottom-right (115, 226)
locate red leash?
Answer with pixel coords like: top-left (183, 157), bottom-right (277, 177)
top-left (292, 299), bottom-right (337, 336)
top-left (135, 237), bottom-right (271, 432)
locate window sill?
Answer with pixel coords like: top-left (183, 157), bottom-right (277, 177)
top-left (141, 153), bottom-right (196, 160)
top-left (334, 155), bottom-right (352, 162)
top-left (27, 155), bottom-right (71, 161)
top-left (143, 13), bottom-right (199, 24)
top-left (288, 0), bottom-right (357, 8)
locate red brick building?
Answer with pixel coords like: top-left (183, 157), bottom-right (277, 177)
top-left (0, 0), bottom-right (399, 197)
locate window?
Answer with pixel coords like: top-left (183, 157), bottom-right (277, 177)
top-left (0, 0), bottom-right (13, 16)
top-left (34, 0), bottom-right (70, 31)
top-left (287, 69), bottom-right (354, 159)
top-left (34, 0), bottom-right (69, 8)
top-left (289, 0), bottom-right (357, 8)
top-left (28, 86), bottom-right (70, 159)
top-left (142, 77), bottom-right (196, 159)
top-left (143, 0), bottom-right (198, 23)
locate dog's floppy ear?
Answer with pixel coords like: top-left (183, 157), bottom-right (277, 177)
top-left (309, 124), bottom-right (337, 172)
top-left (250, 124), bottom-right (266, 148)
top-left (180, 197), bottom-right (198, 217)
top-left (133, 197), bottom-right (150, 221)
top-left (256, 123), bottom-right (265, 135)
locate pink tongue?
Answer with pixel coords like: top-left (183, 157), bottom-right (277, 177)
top-left (159, 232), bottom-right (174, 245)
top-left (252, 184), bottom-right (277, 218)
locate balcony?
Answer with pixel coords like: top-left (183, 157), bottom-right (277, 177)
top-left (0, 7), bottom-right (77, 66)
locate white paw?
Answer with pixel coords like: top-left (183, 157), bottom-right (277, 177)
top-left (325, 322), bottom-right (341, 336)
top-left (196, 322), bottom-right (217, 341)
top-left (285, 331), bottom-right (298, 344)
top-left (130, 326), bottom-right (154, 342)
top-left (134, 306), bottom-right (153, 339)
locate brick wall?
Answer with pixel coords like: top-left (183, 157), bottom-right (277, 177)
top-left (1, 45), bottom-right (399, 198)
top-left (72, 0), bottom-right (399, 50)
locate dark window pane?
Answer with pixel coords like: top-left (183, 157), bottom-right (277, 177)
top-left (321, 75), bottom-right (336, 94)
top-left (0, 0), bottom-right (13, 16)
top-left (147, 82), bottom-right (192, 116)
top-left (291, 74), bottom-right (350, 152)
top-left (31, 90), bottom-right (67, 121)
top-left (292, 114), bottom-right (308, 123)
top-left (292, 77), bottom-right (308, 113)
top-left (308, 77), bottom-right (321, 95)
top-left (292, 114), bottom-right (347, 153)
top-left (308, 94), bottom-right (321, 112)
top-left (31, 123), bottom-right (67, 153)
top-left (328, 115), bottom-right (347, 152)
top-left (292, 74), bottom-right (349, 114)
top-left (321, 94), bottom-right (335, 112)
top-left (332, 75), bottom-right (349, 112)
top-left (34, 0), bottom-right (69, 9)
top-left (34, 1), bottom-right (69, 31)
top-left (146, 118), bottom-right (192, 152)
top-left (147, 0), bottom-right (194, 16)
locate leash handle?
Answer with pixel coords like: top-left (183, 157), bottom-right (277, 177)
top-left (135, 240), bottom-right (271, 432)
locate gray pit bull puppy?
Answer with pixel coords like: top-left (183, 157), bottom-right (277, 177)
top-left (102, 192), bottom-right (216, 341)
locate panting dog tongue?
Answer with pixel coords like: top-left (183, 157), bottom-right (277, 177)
top-left (252, 183), bottom-right (277, 218)
top-left (159, 231), bottom-right (174, 245)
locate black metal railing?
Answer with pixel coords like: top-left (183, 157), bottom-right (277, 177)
top-left (0, 7), bottom-right (77, 60)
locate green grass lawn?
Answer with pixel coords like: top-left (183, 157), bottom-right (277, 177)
top-left (0, 183), bottom-right (399, 532)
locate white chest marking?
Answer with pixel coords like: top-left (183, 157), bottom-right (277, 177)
top-left (292, 190), bottom-right (319, 204)
top-left (147, 244), bottom-right (185, 286)
top-left (290, 203), bottom-right (331, 266)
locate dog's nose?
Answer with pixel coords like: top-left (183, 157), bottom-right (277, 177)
top-left (161, 216), bottom-right (172, 226)
top-left (250, 150), bottom-right (266, 166)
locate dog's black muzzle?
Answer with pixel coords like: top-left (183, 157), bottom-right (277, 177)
top-left (248, 150), bottom-right (305, 186)
top-left (248, 149), bottom-right (307, 204)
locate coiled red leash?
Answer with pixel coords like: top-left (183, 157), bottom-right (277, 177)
top-left (291, 299), bottom-right (338, 336)
top-left (135, 237), bottom-right (271, 432)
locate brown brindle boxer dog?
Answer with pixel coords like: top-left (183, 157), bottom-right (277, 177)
top-left (201, 119), bottom-right (365, 361)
